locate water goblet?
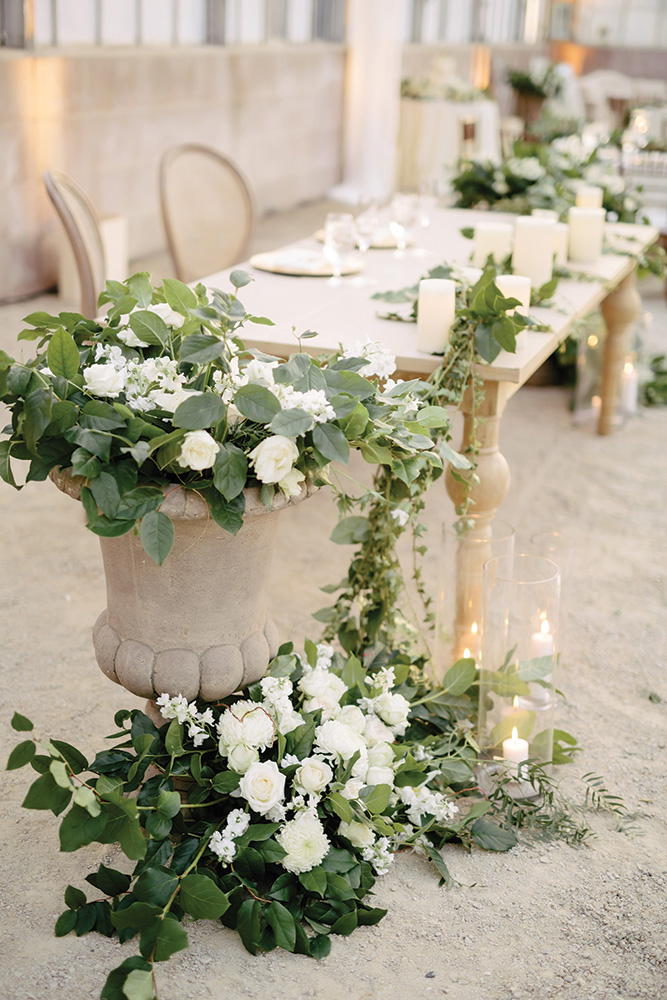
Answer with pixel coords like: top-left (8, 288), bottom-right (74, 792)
top-left (389, 192), bottom-right (417, 254)
top-left (323, 212), bottom-right (356, 282)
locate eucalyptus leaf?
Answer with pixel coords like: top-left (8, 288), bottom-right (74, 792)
top-left (140, 510), bottom-right (175, 565)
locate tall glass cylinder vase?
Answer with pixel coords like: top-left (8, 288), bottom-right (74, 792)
top-left (478, 555), bottom-right (560, 785)
top-left (433, 515), bottom-right (515, 682)
top-left (530, 530), bottom-right (574, 663)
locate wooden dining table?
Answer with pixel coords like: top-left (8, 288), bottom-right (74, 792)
top-left (201, 207), bottom-right (657, 542)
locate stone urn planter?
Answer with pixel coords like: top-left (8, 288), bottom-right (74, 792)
top-left (52, 471), bottom-right (316, 703)
top-left (514, 92), bottom-right (545, 127)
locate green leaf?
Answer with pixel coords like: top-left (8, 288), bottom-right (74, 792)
top-left (206, 488), bottom-right (245, 535)
top-left (85, 863), bottom-right (131, 897)
top-left (309, 933), bottom-right (331, 959)
top-left (211, 770), bottom-right (241, 794)
top-left (179, 872), bottom-right (230, 920)
top-left (118, 813), bottom-right (147, 860)
top-left (50, 739), bottom-right (89, 773)
top-left (6, 739), bottom-right (35, 770)
top-left (164, 718), bottom-right (184, 755)
top-left (101, 957), bottom-right (153, 1000)
top-left (312, 422), bottom-right (350, 463)
top-left (64, 884), bottom-right (87, 909)
top-left (234, 383), bottom-right (281, 424)
top-left (327, 791), bottom-right (354, 824)
top-left (130, 309), bottom-right (169, 347)
top-left (266, 901), bottom-right (297, 951)
top-left (538, 276), bottom-right (558, 300)
top-left (330, 908), bottom-right (358, 936)
top-left (359, 784), bottom-right (392, 814)
top-left (172, 393), bottom-right (226, 430)
top-left (134, 866), bottom-right (181, 908)
top-left (140, 913), bottom-right (189, 962)
top-left (229, 269), bottom-right (253, 288)
top-left (330, 516), bottom-right (369, 545)
top-left (54, 909), bottom-right (77, 937)
top-left (70, 448), bottom-right (102, 479)
top-left (111, 901), bottom-right (161, 933)
top-left (236, 899), bottom-right (262, 955)
top-left (438, 439), bottom-right (472, 470)
top-left (213, 443), bottom-right (248, 501)
top-left (178, 333), bottom-right (225, 364)
top-left (66, 426), bottom-right (112, 461)
top-left (471, 818), bottom-right (518, 851)
top-left (0, 442), bottom-right (19, 488)
top-left (423, 842), bottom-right (453, 886)
top-left (163, 277), bottom-right (197, 315)
top-left (357, 905), bottom-right (388, 926)
top-left (269, 408), bottom-right (314, 437)
top-left (22, 772), bottom-right (72, 815)
top-left (47, 326), bottom-right (80, 379)
top-left (140, 510), bottom-right (175, 565)
top-left (516, 654), bottom-right (554, 681)
top-left (59, 804), bottom-right (108, 851)
top-left (90, 471), bottom-right (121, 518)
top-left (80, 400), bottom-right (127, 431)
top-left (23, 387), bottom-right (53, 452)
top-left (122, 968), bottom-right (155, 1000)
top-left (322, 369), bottom-right (375, 400)
top-left (492, 315), bottom-right (517, 352)
top-left (474, 323), bottom-right (502, 364)
top-left (156, 789), bottom-right (182, 819)
top-left (298, 866), bottom-right (327, 897)
top-left (443, 657), bottom-right (477, 696)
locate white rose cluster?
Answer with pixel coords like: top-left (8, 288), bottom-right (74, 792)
top-left (83, 344), bottom-right (194, 415)
top-left (507, 156), bottom-right (545, 181)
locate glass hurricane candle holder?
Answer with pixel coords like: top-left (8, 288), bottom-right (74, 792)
top-left (478, 554), bottom-right (560, 788)
top-left (433, 515), bottom-right (515, 682)
top-left (530, 530), bottom-right (574, 663)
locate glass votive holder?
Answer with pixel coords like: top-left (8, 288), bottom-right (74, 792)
top-left (433, 515), bottom-right (515, 681)
top-left (530, 530), bottom-right (574, 663)
top-left (478, 554), bottom-right (560, 784)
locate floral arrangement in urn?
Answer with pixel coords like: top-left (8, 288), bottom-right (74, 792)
top-left (0, 271), bottom-right (441, 565)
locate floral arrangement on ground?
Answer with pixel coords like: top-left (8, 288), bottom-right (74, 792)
top-left (9, 637), bottom-right (617, 1000)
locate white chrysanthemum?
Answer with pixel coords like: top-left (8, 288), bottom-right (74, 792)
top-left (217, 700), bottom-right (275, 753)
top-left (314, 719), bottom-right (367, 761)
top-left (277, 810), bottom-right (330, 874)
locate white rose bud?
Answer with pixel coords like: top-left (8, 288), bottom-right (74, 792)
top-left (84, 363), bottom-right (126, 398)
top-left (338, 820), bottom-right (375, 849)
top-left (278, 467), bottom-right (306, 498)
top-left (335, 704), bottom-right (366, 734)
top-left (374, 692), bottom-right (410, 728)
top-left (227, 744), bottom-right (260, 774)
top-left (340, 777), bottom-right (364, 801)
top-left (249, 435), bottom-right (299, 484)
top-left (366, 765), bottom-right (394, 787)
top-left (368, 742), bottom-right (394, 768)
top-left (177, 430), bottom-right (220, 471)
top-left (293, 756), bottom-right (334, 796)
top-left (239, 761), bottom-right (285, 816)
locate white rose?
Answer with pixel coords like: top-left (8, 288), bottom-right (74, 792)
top-left (146, 302), bottom-right (185, 328)
top-left (368, 742), bottom-right (394, 768)
top-left (293, 756), bottom-right (334, 796)
top-left (227, 744), bottom-right (260, 774)
top-left (239, 761), bottom-right (285, 816)
top-left (177, 430), bottom-right (220, 471)
top-left (338, 820), bottom-right (375, 849)
top-left (314, 720), bottom-right (367, 762)
top-left (249, 435), bottom-right (299, 484)
top-left (366, 765), bottom-right (394, 788)
top-left (278, 467), bottom-right (305, 498)
top-left (84, 363), bottom-right (126, 398)
top-left (340, 777), bottom-right (364, 801)
top-left (363, 715), bottom-right (395, 746)
top-left (374, 692), bottom-right (410, 729)
top-left (277, 810), bottom-right (330, 874)
top-left (299, 667), bottom-right (346, 703)
top-left (334, 704), bottom-right (366, 734)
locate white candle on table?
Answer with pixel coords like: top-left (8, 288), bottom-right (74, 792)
top-left (417, 278), bottom-right (456, 354)
top-left (530, 618), bottom-right (554, 658)
top-left (621, 361), bottom-right (639, 415)
top-left (553, 223), bottom-right (569, 267)
top-left (568, 207), bottom-right (605, 263)
top-left (472, 222), bottom-right (513, 267)
top-left (511, 217), bottom-right (556, 290)
top-left (576, 185), bottom-right (603, 209)
top-left (494, 274), bottom-right (531, 315)
top-left (503, 726), bottom-right (529, 773)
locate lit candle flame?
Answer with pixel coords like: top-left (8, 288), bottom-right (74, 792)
top-left (624, 361), bottom-right (633, 374)
top-left (513, 696), bottom-right (519, 708)
top-left (471, 621), bottom-right (478, 635)
top-left (541, 619), bottom-right (550, 635)
top-left (511, 726), bottom-right (518, 742)
top-left (463, 648), bottom-right (471, 659)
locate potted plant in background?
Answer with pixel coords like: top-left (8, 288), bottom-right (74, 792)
top-left (507, 64), bottom-right (561, 126)
top-left (0, 271), bottom-right (441, 708)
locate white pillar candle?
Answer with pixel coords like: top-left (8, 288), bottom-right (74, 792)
top-left (494, 274), bottom-right (531, 315)
top-left (417, 278), bottom-right (457, 354)
top-left (530, 618), bottom-right (554, 659)
top-left (472, 222), bottom-right (514, 267)
top-left (553, 223), bottom-right (569, 267)
top-left (511, 217), bottom-right (556, 290)
top-left (503, 727), bottom-right (529, 772)
top-left (621, 361), bottom-right (639, 415)
top-left (532, 209), bottom-right (559, 221)
top-left (568, 207), bottom-right (605, 263)
top-left (576, 185), bottom-right (603, 209)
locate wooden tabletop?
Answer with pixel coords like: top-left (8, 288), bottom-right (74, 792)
top-left (201, 208), bottom-right (658, 387)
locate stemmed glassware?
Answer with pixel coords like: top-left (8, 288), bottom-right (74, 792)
top-left (389, 192), bottom-right (418, 254)
top-left (323, 212), bottom-right (356, 282)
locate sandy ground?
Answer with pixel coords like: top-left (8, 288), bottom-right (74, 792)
top-left (0, 243), bottom-right (665, 1000)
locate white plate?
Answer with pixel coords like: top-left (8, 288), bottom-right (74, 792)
top-left (249, 249), bottom-right (363, 277)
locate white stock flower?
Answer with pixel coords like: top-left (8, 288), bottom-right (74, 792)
top-left (293, 756), bottom-right (334, 796)
top-left (507, 156), bottom-right (544, 181)
top-left (209, 830), bottom-right (236, 863)
top-left (314, 719), bottom-right (367, 761)
top-left (249, 435), bottom-right (299, 484)
top-left (84, 363), bottom-right (126, 398)
top-left (391, 508), bottom-right (409, 527)
top-left (239, 761), bottom-right (286, 816)
top-left (338, 820), bottom-right (375, 849)
top-left (149, 387), bottom-right (195, 413)
top-left (398, 785), bottom-right (459, 826)
top-left (277, 810), bottom-right (330, 874)
top-left (226, 809), bottom-right (250, 837)
top-left (227, 744), bottom-right (260, 774)
top-left (177, 430), bottom-right (220, 471)
top-left (117, 327), bottom-right (149, 348)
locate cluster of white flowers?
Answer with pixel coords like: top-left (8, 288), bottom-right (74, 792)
top-left (208, 808), bottom-right (250, 864)
top-left (398, 784), bottom-right (459, 827)
top-left (342, 340), bottom-right (396, 380)
top-left (362, 836), bottom-right (394, 876)
top-left (506, 156), bottom-right (545, 181)
top-left (83, 343), bottom-right (191, 414)
top-left (359, 667), bottom-right (411, 738)
top-left (156, 693), bottom-right (214, 747)
top-left (217, 699), bottom-right (277, 774)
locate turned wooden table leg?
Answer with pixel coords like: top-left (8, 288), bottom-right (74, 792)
top-left (444, 380), bottom-right (512, 664)
top-left (598, 266), bottom-right (641, 436)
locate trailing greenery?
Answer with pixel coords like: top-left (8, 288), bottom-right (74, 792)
top-left (506, 65), bottom-right (561, 101)
top-left (643, 354), bottom-right (667, 405)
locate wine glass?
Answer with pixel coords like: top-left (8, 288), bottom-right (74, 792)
top-left (355, 201), bottom-right (378, 254)
top-left (418, 178), bottom-right (438, 229)
top-left (389, 192), bottom-right (417, 254)
top-left (323, 212), bottom-right (356, 282)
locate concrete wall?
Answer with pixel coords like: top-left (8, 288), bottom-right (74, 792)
top-left (0, 43), bottom-right (346, 302)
